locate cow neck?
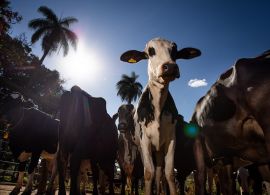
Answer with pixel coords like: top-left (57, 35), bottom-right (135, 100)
top-left (148, 80), bottom-right (169, 116)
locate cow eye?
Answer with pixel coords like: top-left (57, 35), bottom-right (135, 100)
top-left (148, 47), bottom-right (156, 57)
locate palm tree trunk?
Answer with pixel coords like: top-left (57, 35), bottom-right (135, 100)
top-left (39, 50), bottom-right (49, 66)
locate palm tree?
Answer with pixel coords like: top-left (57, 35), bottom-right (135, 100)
top-left (28, 6), bottom-right (78, 66)
top-left (116, 71), bottom-right (143, 104)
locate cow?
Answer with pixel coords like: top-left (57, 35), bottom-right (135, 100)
top-left (0, 88), bottom-right (59, 195)
top-left (114, 104), bottom-right (144, 195)
top-left (191, 50), bottom-right (270, 194)
top-left (120, 37), bottom-right (201, 195)
top-left (57, 85), bottom-right (118, 195)
top-left (174, 114), bottom-right (198, 194)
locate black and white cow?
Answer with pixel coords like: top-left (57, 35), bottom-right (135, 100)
top-left (120, 38), bottom-right (201, 195)
top-left (0, 89), bottom-right (59, 195)
top-left (191, 50), bottom-right (270, 194)
top-left (114, 104), bottom-right (144, 195)
top-left (58, 86), bottom-right (118, 195)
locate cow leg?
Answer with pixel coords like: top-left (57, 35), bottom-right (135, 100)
top-left (155, 151), bottom-right (163, 195)
top-left (70, 152), bottom-right (82, 195)
top-left (37, 159), bottom-right (48, 195)
top-left (10, 162), bottom-right (26, 195)
top-left (141, 136), bottom-right (154, 195)
top-left (22, 153), bottom-right (41, 195)
top-left (164, 140), bottom-right (177, 195)
top-left (57, 150), bottom-right (67, 195)
top-left (46, 157), bottom-right (58, 195)
top-left (133, 177), bottom-right (139, 195)
top-left (193, 137), bottom-right (206, 195)
top-left (92, 162), bottom-right (99, 195)
top-left (120, 168), bottom-right (126, 195)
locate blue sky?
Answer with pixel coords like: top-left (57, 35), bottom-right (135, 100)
top-left (9, 0), bottom-right (270, 121)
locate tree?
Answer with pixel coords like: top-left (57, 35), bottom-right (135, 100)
top-left (28, 6), bottom-right (78, 66)
top-left (0, 34), bottom-right (64, 114)
top-left (0, 0), bottom-right (22, 35)
top-left (116, 71), bottom-right (143, 104)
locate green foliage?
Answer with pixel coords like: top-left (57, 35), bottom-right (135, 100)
top-left (0, 0), bottom-right (22, 35)
top-left (116, 71), bottom-right (143, 104)
top-left (0, 34), bottom-right (64, 114)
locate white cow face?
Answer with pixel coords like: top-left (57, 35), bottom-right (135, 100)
top-left (120, 38), bottom-right (201, 85)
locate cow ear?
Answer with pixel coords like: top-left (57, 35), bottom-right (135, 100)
top-left (120, 50), bottom-right (148, 63)
top-left (176, 48), bottom-right (201, 59)
top-left (112, 113), bottom-right (118, 122)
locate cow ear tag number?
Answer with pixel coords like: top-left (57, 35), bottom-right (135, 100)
top-left (128, 58), bottom-right (137, 63)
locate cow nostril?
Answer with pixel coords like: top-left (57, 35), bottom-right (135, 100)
top-left (163, 64), bottom-right (169, 71)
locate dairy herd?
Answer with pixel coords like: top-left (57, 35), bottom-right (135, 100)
top-left (0, 38), bottom-right (269, 195)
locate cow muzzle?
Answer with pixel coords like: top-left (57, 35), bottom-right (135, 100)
top-left (118, 122), bottom-right (127, 132)
top-left (160, 63), bottom-right (180, 81)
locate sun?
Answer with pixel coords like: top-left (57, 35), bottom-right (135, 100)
top-left (59, 40), bottom-right (102, 85)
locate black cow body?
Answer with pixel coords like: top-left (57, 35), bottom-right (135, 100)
top-left (58, 86), bottom-right (118, 195)
top-left (192, 50), bottom-right (270, 194)
top-left (174, 115), bottom-right (196, 195)
top-left (0, 90), bottom-right (59, 195)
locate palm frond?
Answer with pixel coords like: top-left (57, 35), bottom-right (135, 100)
top-left (63, 28), bottom-right (78, 50)
top-left (60, 17), bottom-right (78, 27)
top-left (28, 18), bottom-right (51, 29)
top-left (31, 27), bottom-right (49, 44)
top-left (38, 6), bottom-right (58, 23)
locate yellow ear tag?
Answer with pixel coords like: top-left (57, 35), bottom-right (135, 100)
top-left (3, 131), bottom-right (9, 139)
top-left (128, 58), bottom-right (137, 63)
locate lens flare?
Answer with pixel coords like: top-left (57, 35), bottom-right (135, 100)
top-left (184, 123), bottom-right (199, 138)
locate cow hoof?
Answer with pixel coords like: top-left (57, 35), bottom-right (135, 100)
top-left (9, 187), bottom-right (21, 195)
top-left (21, 189), bottom-right (32, 195)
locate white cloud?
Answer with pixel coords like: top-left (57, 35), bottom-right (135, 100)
top-left (188, 79), bottom-right (208, 88)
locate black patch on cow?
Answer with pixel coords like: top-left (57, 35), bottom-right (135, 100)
top-left (139, 124), bottom-right (143, 139)
top-left (160, 92), bottom-right (178, 123)
top-left (209, 85), bottom-right (236, 121)
top-left (148, 47), bottom-right (156, 57)
top-left (137, 87), bottom-right (155, 126)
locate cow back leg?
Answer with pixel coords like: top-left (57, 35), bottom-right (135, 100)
top-left (92, 162), bottom-right (99, 195)
top-left (70, 152), bottom-right (81, 195)
top-left (10, 162), bottom-right (26, 195)
top-left (21, 172), bottom-right (35, 195)
top-left (193, 137), bottom-right (206, 195)
top-left (37, 159), bottom-right (48, 195)
top-left (57, 150), bottom-right (67, 195)
top-left (164, 140), bottom-right (177, 195)
top-left (46, 157), bottom-right (58, 195)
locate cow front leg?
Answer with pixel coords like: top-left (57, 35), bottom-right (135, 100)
top-left (164, 140), bottom-right (176, 195)
top-left (22, 152), bottom-right (41, 195)
top-left (141, 136), bottom-right (154, 195)
top-left (10, 162), bottom-right (26, 195)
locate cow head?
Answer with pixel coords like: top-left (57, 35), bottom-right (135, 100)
top-left (115, 104), bottom-right (137, 176)
top-left (0, 89), bottom-right (35, 124)
top-left (116, 104), bottom-right (135, 133)
top-left (120, 38), bottom-right (201, 85)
